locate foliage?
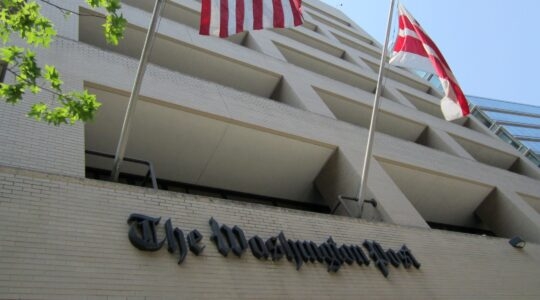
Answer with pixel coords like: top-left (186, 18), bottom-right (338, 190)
top-left (0, 0), bottom-right (126, 125)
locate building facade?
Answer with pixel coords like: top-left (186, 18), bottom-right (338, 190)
top-left (1, 0), bottom-right (540, 298)
top-left (468, 95), bottom-right (540, 167)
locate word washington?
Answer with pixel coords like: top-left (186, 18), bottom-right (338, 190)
top-left (127, 214), bottom-right (420, 277)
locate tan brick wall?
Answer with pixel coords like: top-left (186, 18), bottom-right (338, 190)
top-left (0, 1), bottom-right (84, 178)
top-left (1, 166), bottom-right (539, 300)
top-left (0, 89), bottom-right (85, 178)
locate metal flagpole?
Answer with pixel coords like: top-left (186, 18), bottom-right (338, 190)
top-left (111, 0), bottom-right (166, 182)
top-left (356, 0), bottom-right (396, 215)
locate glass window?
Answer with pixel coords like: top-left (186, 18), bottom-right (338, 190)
top-left (521, 141), bottom-right (540, 153)
top-left (484, 111), bottom-right (540, 125)
top-left (468, 96), bottom-right (540, 116)
top-left (526, 152), bottom-right (540, 166)
top-left (0, 61), bottom-right (6, 82)
top-left (472, 110), bottom-right (493, 127)
top-left (504, 126), bottom-right (540, 137)
top-left (497, 131), bottom-right (521, 149)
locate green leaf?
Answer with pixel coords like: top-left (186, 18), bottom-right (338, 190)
top-left (1, 46), bottom-right (24, 64)
top-left (18, 50), bottom-right (41, 85)
top-left (28, 102), bottom-right (47, 120)
top-left (1, 0), bottom-right (123, 126)
top-left (43, 64), bottom-right (62, 91)
top-left (0, 83), bottom-right (25, 104)
top-left (102, 13), bottom-right (126, 45)
top-left (30, 84), bottom-right (40, 94)
top-left (3, 0), bottom-right (56, 47)
top-left (84, 0), bottom-right (126, 45)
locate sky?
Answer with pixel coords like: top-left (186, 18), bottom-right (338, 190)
top-left (319, 0), bottom-right (539, 107)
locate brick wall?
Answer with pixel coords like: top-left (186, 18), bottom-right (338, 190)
top-left (0, 1), bottom-right (84, 178)
top-left (0, 93), bottom-right (85, 178)
top-left (1, 166), bottom-right (539, 299)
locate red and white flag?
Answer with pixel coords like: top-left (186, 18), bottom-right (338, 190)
top-left (390, 5), bottom-right (470, 121)
top-left (200, 0), bottom-right (303, 38)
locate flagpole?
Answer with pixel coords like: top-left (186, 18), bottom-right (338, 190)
top-left (111, 0), bottom-right (166, 182)
top-left (356, 0), bottom-right (396, 216)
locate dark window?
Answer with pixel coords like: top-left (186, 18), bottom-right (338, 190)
top-left (471, 110), bottom-right (493, 128)
top-left (496, 130), bottom-right (520, 149)
top-left (85, 167), bottom-right (331, 214)
top-left (526, 152), bottom-right (540, 166)
top-left (0, 61), bottom-right (7, 82)
top-left (427, 222), bottom-right (496, 236)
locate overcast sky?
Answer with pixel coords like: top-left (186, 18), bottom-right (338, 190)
top-left (319, 0), bottom-right (539, 107)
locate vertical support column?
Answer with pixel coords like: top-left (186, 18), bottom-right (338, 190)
top-left (281, 73), bottom-right (337, 118)
top-left (316, 148), bottom-right (429, 228)
top-left (476, 189), bottom-right (540, 243)
top-left (242, 30), bottom-right (288, 61)
top-left (383, 85), bottom-right (417, 108)
top-left (365, 158), bottom-right (429, 228)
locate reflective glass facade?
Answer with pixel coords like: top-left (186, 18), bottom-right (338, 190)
top-left (522, 141), bottom-right (540, 153)
top-left (414, 70), bottom-right (443, 92)
top-left (468, 96), bottom-right (540, 116)
top-left (504, 126), bottom-right (540, 137)
top-left (468, 95), bottom-right (540, 166)
top-left (484, 111), bottom-right (540, 125)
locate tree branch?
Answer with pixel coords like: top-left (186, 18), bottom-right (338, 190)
top-left (38, 0), bottom-right (106, 19)
top-left (5, 66), bottom-right (64, 99)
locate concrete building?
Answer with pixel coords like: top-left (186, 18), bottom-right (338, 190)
top-left (468, 95), bottom-right (540, 167)
top-left (1, 0), bottom-right (540, 298)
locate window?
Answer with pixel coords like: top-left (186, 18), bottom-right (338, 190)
top-left (521, 141), bottom-right (540, 153)
top-left (85, 167), bottom-right (331, 214)
top-left (526, 152), bottom-right (540, 166)
top-left (505, 126), bottom-right (540, 137)
top-left (468, 96), bottom-right (540, 116)
top-left (496, 130), bottom-right (521, 149)
top-left (0, 61), bottom-right (7, 82)
top-left (471, 110), bottom-right (493, 128)
top-left (485, 111), bottom-right (540, 124)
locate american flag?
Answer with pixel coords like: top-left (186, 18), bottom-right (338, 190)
top-left (200, 0), bottom-right (303, 38)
